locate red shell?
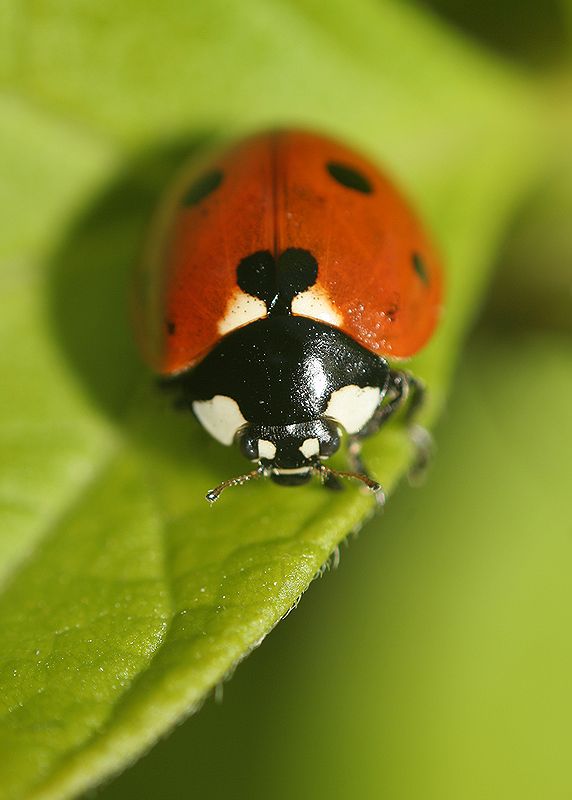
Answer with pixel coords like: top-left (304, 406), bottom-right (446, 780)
top-left (134, 130), bottom-right (443, 375)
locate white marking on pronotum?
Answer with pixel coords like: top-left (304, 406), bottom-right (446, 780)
top-left (192, 395), bottom-right (247, 446)
top-left (299, 438), bottom-right (320, 458)
top-left (218, 291), bottom-right (267, 336)
top-left (258, 439), bottom-right (277, 460)
top-left (291, 285), bottom-right (342, 327)
top-left (325, 385), bottom-right (381, 434)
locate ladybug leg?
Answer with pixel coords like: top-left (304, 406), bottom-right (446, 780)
top-left (402, 375), bottom-right (433, 484)
top-left (346, 439), bottom-right (370, 480)
top-left (343, 378), bottom-right (404, 500)
top-left (345, 437), bottom-right (385, 506)
top-left (348, 371), bottom-right (432, 484)
top-left (352, 371), bottom-right (410, 441)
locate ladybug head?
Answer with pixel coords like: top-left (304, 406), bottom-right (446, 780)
top-left (236, 418), bottom-right (342, 486)
top-left (205, 418), bottom-right (381, 503)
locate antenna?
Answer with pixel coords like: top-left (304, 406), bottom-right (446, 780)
top-left (315, 463), bottom-right (385, 505)
top-left (206, 464), bottom-right (268, 504)
top-left (205, 461), bottom-right (384, 506)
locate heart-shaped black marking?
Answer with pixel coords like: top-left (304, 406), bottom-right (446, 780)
top-left (236, 248), bottom-right (318, 315)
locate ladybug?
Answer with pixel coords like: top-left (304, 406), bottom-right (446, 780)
top-left (134, 130), bottom-right (443, 503)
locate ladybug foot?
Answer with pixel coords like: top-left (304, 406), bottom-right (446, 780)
top-left (375, 488), bottom-right (386, 508)
top-left (407, 424), bottom-right (433, 485)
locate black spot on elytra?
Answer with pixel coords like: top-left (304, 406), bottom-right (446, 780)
top-left (277, 248), bottom-right (318, 303)
top-left (236, 251), bottom-right (277, 310)
top-left (183, 168), bottom-right (223, 206)
top-left (327, 161), bottom-right (372, 194)
top-left (412, 252), bottom-right (429, 285)
top-left (236, 248), bottom-right (318, 315)
top-left (166, 320), bottom-right (176, 335)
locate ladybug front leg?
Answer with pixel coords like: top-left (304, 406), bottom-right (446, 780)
top-left (347, 370), bottom-right (409, 481)
top-left (401, 374), bottom-right (433, 483)
top-left (347, 371), bottom-right (432, 484)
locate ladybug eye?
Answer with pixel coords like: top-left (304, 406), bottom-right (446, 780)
top-left (183, 169), bottom-right (224, 206)
top-left (237, 429), bottom-right (260, 461)
top-left (412, 252), bottom-right (429, 285)
top-left (326, 161), bottom-right (372, 194)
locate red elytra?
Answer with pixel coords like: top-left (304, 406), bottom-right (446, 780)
top-left (135, 129), bottom-right (443, 375)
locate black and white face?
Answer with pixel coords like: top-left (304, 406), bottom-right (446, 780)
top-left (173, 312), bottom-right (391, 500)
top-left (236, 419), bottom-right (342, 486)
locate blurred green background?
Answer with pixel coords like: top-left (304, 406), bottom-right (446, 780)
top-left (98, 328), bottom-right (572, 800)
top-left (1, 0), bottom-right (571, 798)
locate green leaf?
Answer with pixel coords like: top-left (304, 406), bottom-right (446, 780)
top-left (0, 1), bottom-right (546, 797)
top-left (98, 329), bottom-right (572, 800)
